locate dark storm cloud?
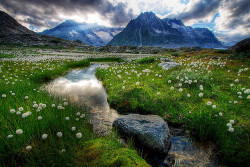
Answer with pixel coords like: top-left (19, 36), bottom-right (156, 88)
top-left (223, 0), bottom-right (250, 30)
top-left (170, 0), bottom-right (221, 21)
top-left (0, 0), bottom-right (135, 28)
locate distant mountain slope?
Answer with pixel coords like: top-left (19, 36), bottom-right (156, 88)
top-left (0, 11), bottom-right (82, 47)
top-left (40, 20), bottom-right (123, 46)
top-left (228, 38), bottom-right (250, 52)
top-left (108, 12), bottom-right (224, 48)
top-left (0, 11), bottom-right (34, 34)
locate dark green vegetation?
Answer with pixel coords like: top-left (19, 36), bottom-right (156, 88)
top-left (96, 50), bottom-right (250, 166)
top-left (79, 138), bottom-right (150, 167)
top-left (0, 55), bottom-right (149, 166)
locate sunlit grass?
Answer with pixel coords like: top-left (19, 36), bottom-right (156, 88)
top-left (0, 52), bottom-right (147, 166)
top-left (96, 54), bottom-right (250, 166)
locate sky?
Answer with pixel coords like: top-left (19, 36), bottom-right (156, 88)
top-left (0, 0), bottom-right (250, 45)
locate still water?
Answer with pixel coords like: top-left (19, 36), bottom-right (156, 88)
top-left (46, 64), bottom-right (219, 167)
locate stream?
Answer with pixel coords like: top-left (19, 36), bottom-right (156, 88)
top-left (45, 64), bottom-right (220, 167)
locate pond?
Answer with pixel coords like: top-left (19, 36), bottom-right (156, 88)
top-left (45, 64), bottom-right (219, 167)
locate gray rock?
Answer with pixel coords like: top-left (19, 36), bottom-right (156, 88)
top-left (113, 114), bottom-right (171, 155)
top-left (158, 62), bottom-right (181, 70)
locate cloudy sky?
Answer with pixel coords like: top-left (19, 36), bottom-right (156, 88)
top-left (1, 0), bottom-right (250, 44)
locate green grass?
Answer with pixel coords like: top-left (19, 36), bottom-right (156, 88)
top-left (0, 54), bottom-right (149, 166)
top-left (0, 53), bottom-right (15, 58)
top-left (96, 54), bottom-right (250, 166)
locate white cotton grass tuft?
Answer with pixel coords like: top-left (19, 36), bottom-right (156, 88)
top-left (42, 134), bottom-right (48, 140)
top-left (76, 132), bottom-right (82, 139)
top-left (228, 127), bottom-right (234, 133)
top-left (26, 145), bottom-right (32, 151)
top-left (207, 101), bottom-right (212, 106)
top-left (7, 134), bottom-right (13, 139)
top-left (10, 109), bottom-right (15, 113)
top-left (16, 129), bottom-right (23, 135)
top-left (57, 132), bottom-right (63, 137)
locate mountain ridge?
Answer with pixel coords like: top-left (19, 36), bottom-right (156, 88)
top-left (40, 20), bottom-right (124, 46)
top-left (108, 11), bottom-right (225, 48)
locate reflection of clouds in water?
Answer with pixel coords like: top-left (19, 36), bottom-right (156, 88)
top-left (45, 65), bottom-right (119, 135)
top-left (48, 78), bottom-right (106, 108)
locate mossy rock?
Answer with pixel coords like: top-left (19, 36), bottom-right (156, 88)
top-left (80, 138), bottom-right (150, 167)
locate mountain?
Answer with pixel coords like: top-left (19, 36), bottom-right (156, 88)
top-left (40, 20), bottom-right (123, 46)
top-left (228, 38), bottom-right (250, 52)
top-left (108, 12), bottom-right (224, 48)
top-left (0, 11), bottom-right (34, 34)
top-left (0, 11), bottom-right (83, 47)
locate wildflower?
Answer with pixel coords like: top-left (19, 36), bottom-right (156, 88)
top-left (71, 127), bottom-right (76, 131)
top-left (219, 112), bottom-right (223, 116)
top-left (16, 129), bottom-right (23, 135)
top-left (230, 84), bottom-right (234, 87)
top-left (226, 123), bottom-right (232, 127)
top-left (33, 104), bottom-right (38, 108)
top-left (80, 114), bottom-right (85, 118)
top-left (51, 104), bottom-right (55, 107)
top-left (63, 102), bottom-right (68, 106)
top-left (234, 101), bottom-right (238, 104)
top-left (207, 101), bottom-right (212, 106)
top-left (136, 82), bottom-right (139, 86)
top-left (57, 132), bottom-right (63, 137)
top-left (42, 134), bottom-right (48, 140)
top-left (75, 118), bottom-right (79, 121)
top-left (38, 116), bottom-right (42, 120)
top-left (179, 88), bottom-right (183, 92)
top-left (194, 80), bottom-right (197, 83)
top-left (42, 104), bottom-right (46, 108)
top-left (61, 149), bottom-right (66, 153)
top-left (12, 93), bottom-right (15, 96)
top-left (228, 127), bottom-right (234, 133)
top-left (187, 94), bottom-right (190, 97)
top-left (170, 86), bottom-right (174, 90)
top-left (247, 95), bottom-right (250, 99)
top-left (24, 96), bottom-right (28, 100)
top-left (122, 86), bottom-right (125, 89)
top-left (157, 92), bottom-right (160, 95)
top-left (212, 105), bottom-right (216, 109)
top-left (65, 117), bottom-right (70, 121)
top-left (168, 80), bottom-right (171, 83)
top-left (199, 93), bottom-right (203, 97)
top-left (2, 94), bottom-right (6, 98)
top-left (235, 79), bottom-right (239, 82)
top-left (76, 112), bottom-right (81, 116)
top-left (26, 145), bottom-right (32, 151)
top-left (10, 109), bottom-right (15, 113)
top-left (19, 107), bottom-right (23, 111)
top-left (76, 132), bottom-right (82, 139)
top-left (230, 120), bottom-right (235, 124)
top-left (7, 134), bottom-right (13, 139)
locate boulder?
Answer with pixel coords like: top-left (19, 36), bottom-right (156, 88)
top-left (113, 114), bottom-right (171, 155)
top-left (158, 62), bottom-right (181, 70)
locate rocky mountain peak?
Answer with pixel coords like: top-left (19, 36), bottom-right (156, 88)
top-left (0, 10), bottom-right (34, 34)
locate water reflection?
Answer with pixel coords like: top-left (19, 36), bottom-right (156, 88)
top-left (46, 64), bottom-right (119, 135)
top-left (167, 136), bottom-right (218, 167)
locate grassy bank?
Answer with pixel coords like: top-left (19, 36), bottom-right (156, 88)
top-left (96, 52), bottom-right (250, 166)
top-left (0, 55), bottom-right (149, 166)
